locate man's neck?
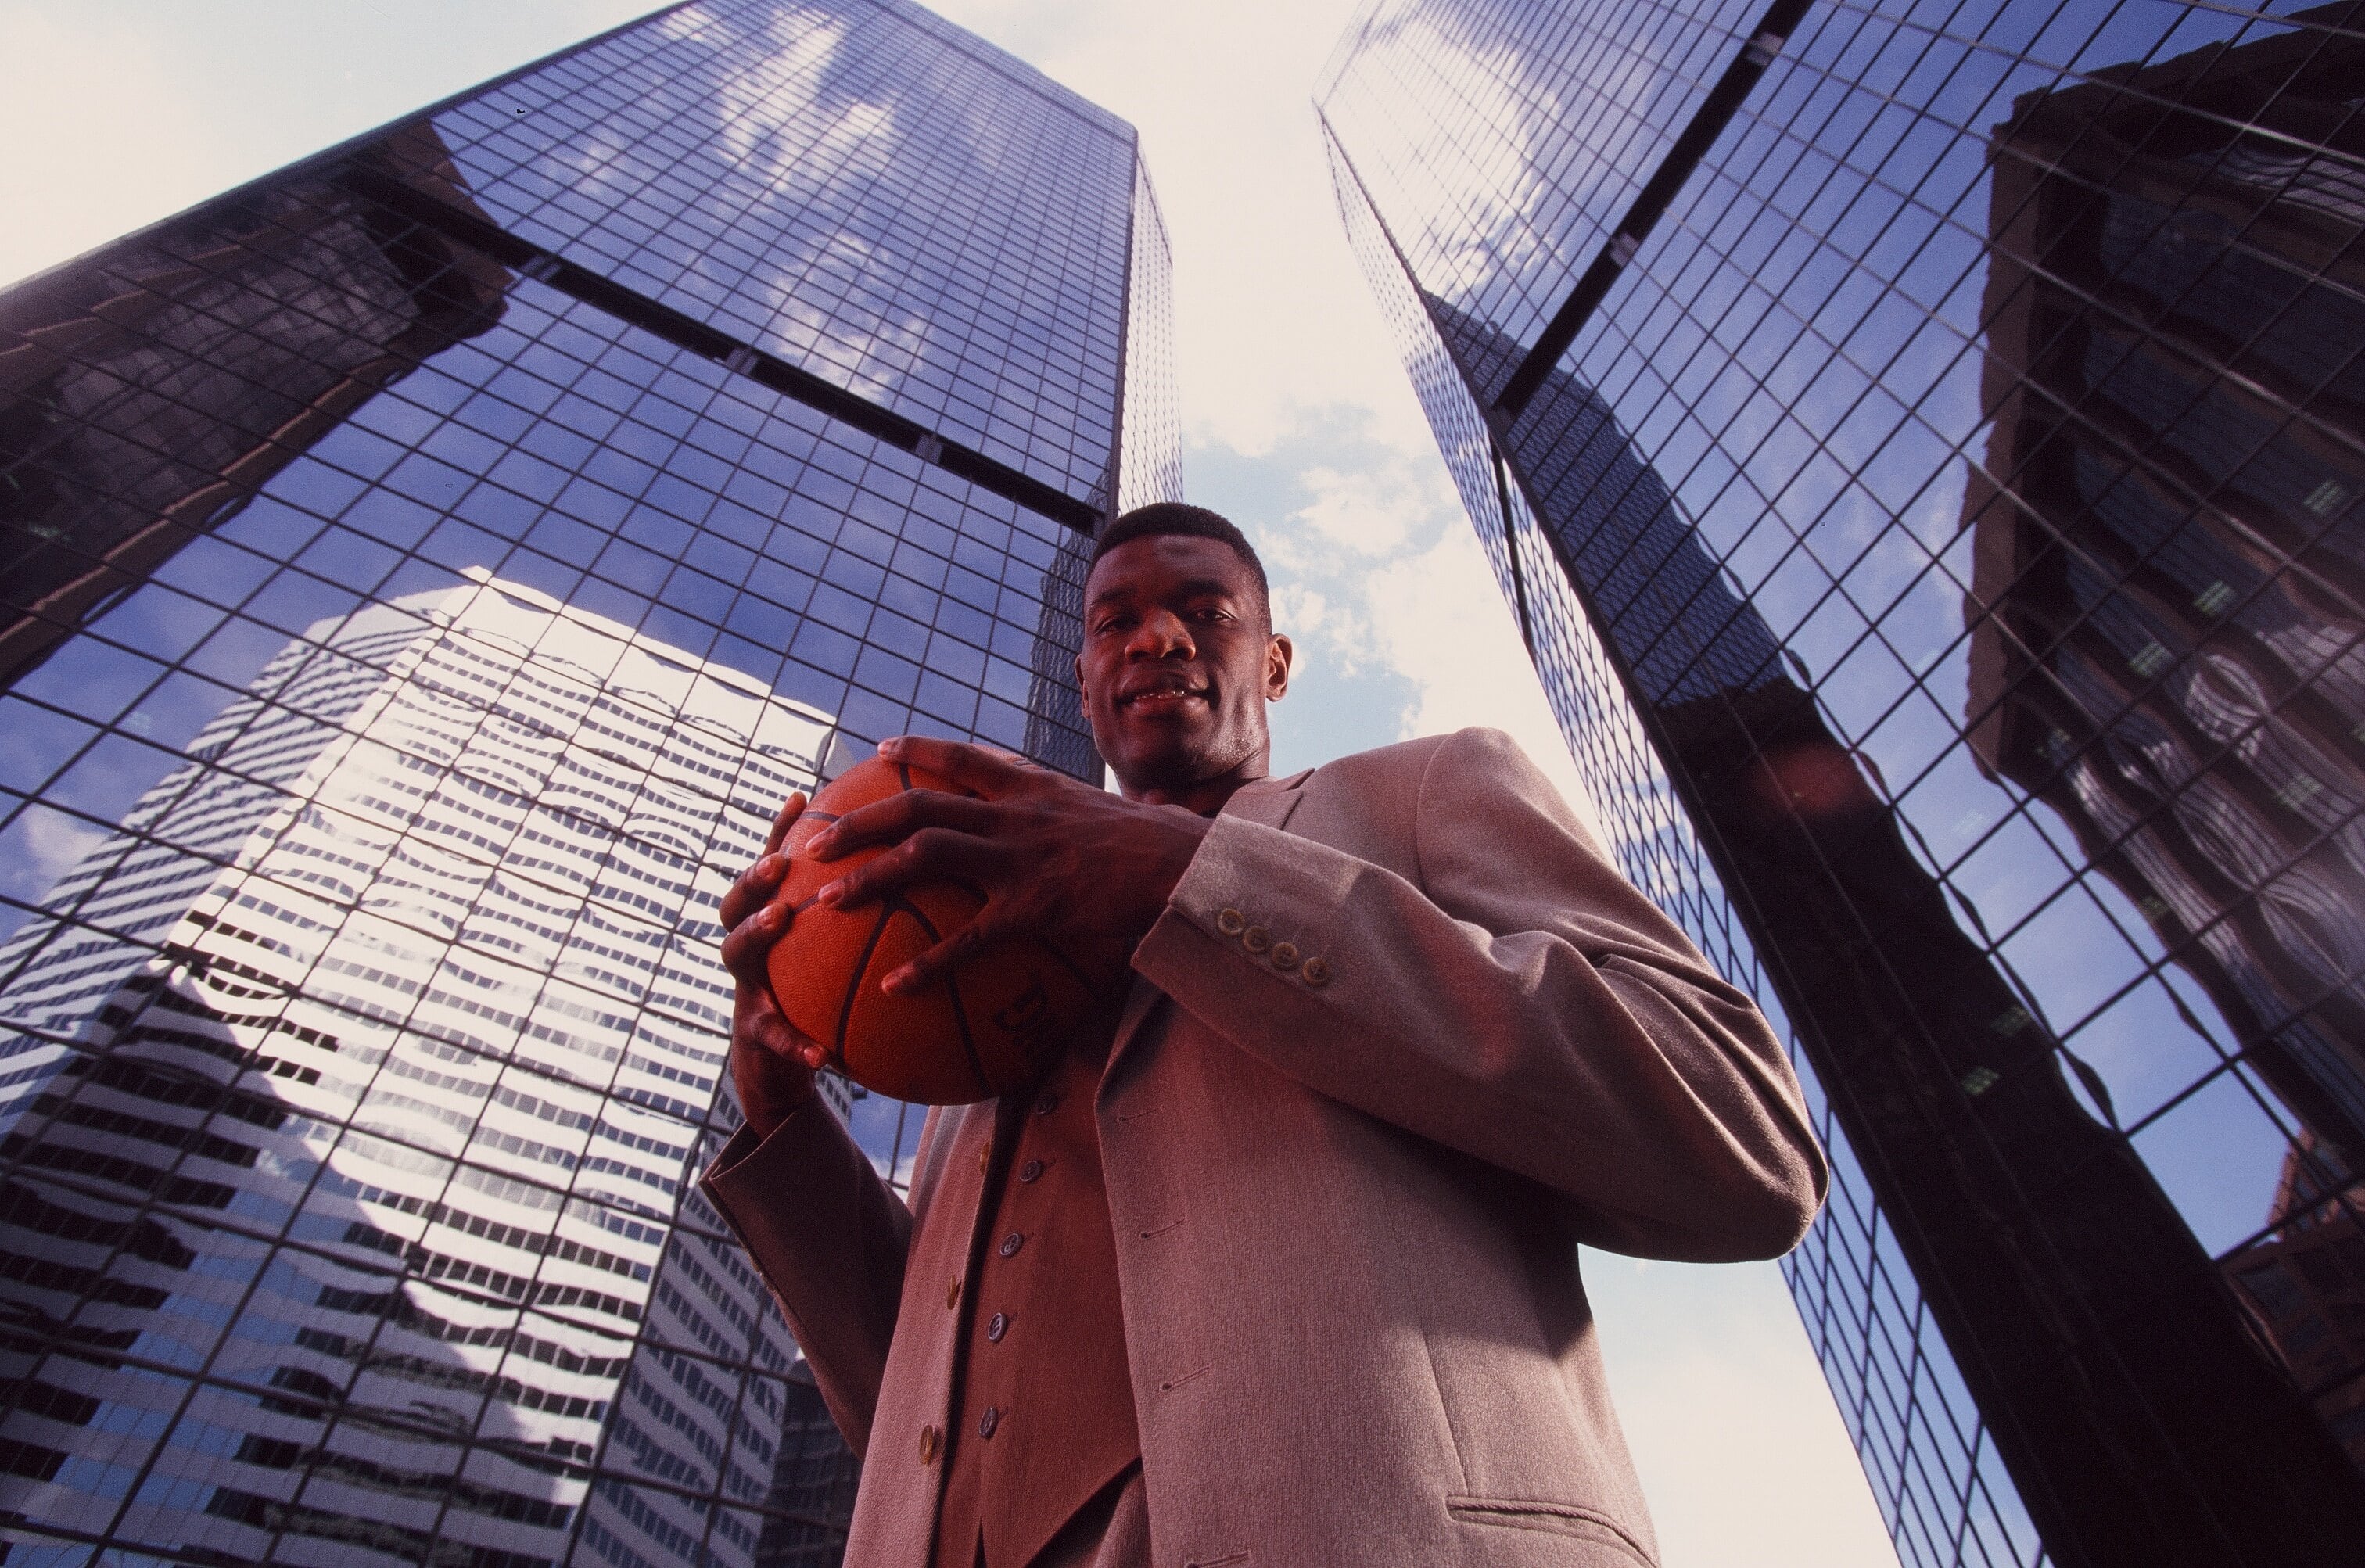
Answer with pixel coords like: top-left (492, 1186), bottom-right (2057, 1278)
top-left (1118, 758), bottom-right (1269, 818)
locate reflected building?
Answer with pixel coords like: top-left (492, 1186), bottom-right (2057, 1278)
top-left (0, 124), bottom-right (513, 691)
top-left (1322, 2), bottom-right (2365, 1566)
top-left (0, 573), bottom-right (834, 1564)
top-left (0, 0), bottom-right (1178, 1563)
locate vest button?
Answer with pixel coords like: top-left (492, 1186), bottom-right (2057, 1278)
top-left (978, 1406), bottom-right (1000, 1439)
top-left (1034, 1090), bottom-right (1060, 1115)
top-left (918, 1425), bottom-right (940, 1463)
top-left (1018, 1159), bottom-right (1043, 1182)
top-left (999, 1233), bottom-right (1023, 1258)
top-left (988, 1311), bottom-right (1008, 1342)
top-left (946, 1276), bottom-right (962, 1308)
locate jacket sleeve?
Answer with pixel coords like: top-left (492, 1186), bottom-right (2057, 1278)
top-left (1129, 726), bottom-right (1828, 1262)
top-left (699, 1101), bottom-right (930, 1458)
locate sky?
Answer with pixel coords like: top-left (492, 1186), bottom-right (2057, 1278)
top-left (0, 2), bottom-right (1900, 1563)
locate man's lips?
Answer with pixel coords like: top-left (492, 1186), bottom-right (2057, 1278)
top-left (1116, 681), bottom-right (1209, 711)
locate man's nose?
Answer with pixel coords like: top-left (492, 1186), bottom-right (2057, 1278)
top-left (1125, 609), bottom-right (1194, 658)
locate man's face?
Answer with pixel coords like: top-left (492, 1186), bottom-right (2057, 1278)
top-left (1075, 533), bottom-right (1290, 794)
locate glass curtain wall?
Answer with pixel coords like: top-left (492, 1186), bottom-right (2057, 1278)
top-left (0, 2), bottom-right (1179, 1564)
top-left (1320, 3), bottom-right (2365, 1566)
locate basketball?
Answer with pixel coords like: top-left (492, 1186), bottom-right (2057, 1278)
top-left (763, 757), bottom-right (1105, 1104)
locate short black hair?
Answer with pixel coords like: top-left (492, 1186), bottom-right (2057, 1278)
top-left (1086, 502), bottom-right (1269, 613)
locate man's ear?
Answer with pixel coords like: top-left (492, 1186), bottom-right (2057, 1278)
top-left (1265, 634), bottom-right (1293, 700)
top-left (1074, 653), bottom-right (1089, 701)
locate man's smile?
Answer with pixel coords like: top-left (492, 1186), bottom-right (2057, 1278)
top-left (1117, 674), bottom-right (1211, 712)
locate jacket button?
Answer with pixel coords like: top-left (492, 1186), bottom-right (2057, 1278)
top-left (1270, 940), bottom-right (1298, 971)
top-left (1241, 924), bottom-right (1270, 954)
top-left (1301, 956), bottom-right (1331, 987)
top-left (978, 1141), bottom-right (990, 1172)
top-left (978, 1406), bottom-right (1000, 1439)
top-left (1018, 1159), bottom-right (1043, 1182)
top-left (999, 1233), bottom-right (1024, 1258)
top-left (946, 1276), bottom-right (962, 1308)
top-left (919, 1425), bottom-right (940, 1463)
top-left (1034, 1089), bottom-right (1060, 1115)
top-left (988, 1311), bottom-right (1008, 1342)
top-left (1215, 908), bottom-right (1246, 936)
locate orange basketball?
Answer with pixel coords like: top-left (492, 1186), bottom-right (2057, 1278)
top-left (763, 757), bottom-right (1105, 1104)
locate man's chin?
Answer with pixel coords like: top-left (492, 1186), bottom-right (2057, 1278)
top-left (1101, 731), bottom-right (1233, 792)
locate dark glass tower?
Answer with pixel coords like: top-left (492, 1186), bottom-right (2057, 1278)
top-left (1321, 3), bottom-right (2365, 1566)
top-left (0, 2), bottom-right (1177, 1563)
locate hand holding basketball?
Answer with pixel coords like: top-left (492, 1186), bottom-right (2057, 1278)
top-left (808, 735), bottom-right (1211, 996)
top-left (719, 791), bottom-right (825, 1139)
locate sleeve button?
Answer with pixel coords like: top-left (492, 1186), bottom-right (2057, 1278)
top-left (1269, 940), bottom-right (1298, 971)
top-left (1301, 956), bottom-right (1330, 987)
top-left (1242, 924), bottom-right (1270, 954)
top-left (1216, 908), bottom-right (1246, 936)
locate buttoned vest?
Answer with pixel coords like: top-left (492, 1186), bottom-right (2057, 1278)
top-left (930, 1021), bottom-right (1138, 1566)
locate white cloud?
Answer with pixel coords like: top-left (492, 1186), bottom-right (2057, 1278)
top-left (1586, 1253), bottom-right (1901, 1568)
top-left (1361, 521), bottom-right (1603, 840)
top-left (0, 9), bottom-right (232, 287)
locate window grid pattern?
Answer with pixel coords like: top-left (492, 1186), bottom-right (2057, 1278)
top-left (1326, 121), bottom-right (2044, 1568)
top-left (0, 1), bottom-right (1175, 1562)
top-left (1325, 0), bottom-right (2365, 1561)
top-left (436, 0), bottom-right (1135, 501)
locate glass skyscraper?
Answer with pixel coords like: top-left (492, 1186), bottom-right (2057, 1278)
top-left (1320, 3), bottom-right (2365, 1566)
top-left (0, 1), bottom-right (1177, 1563)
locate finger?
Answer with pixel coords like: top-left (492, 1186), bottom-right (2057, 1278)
top-left (718, 851), bottom-right (791, 931)
top-left (819, 827), bottom-right (992, 908)
top-left (720, 899), bottom-right (792, 982)
top-left (744, 1003), bottom-right (828, 1072)
top-left (879, 735), bottom-right (1031, 798)
top-left (763, 791), bottom-right (808, 856)
top-left (883, 909), bottom-right (1013, 995)
top-left (809, 788), bottom-right (996, 860)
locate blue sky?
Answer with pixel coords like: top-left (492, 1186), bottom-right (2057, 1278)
top-left (0, 2), bottom-right (1897, 1561)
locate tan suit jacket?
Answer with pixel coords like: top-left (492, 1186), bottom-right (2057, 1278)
top-left (704, 727), bottom-right (1827, 1567)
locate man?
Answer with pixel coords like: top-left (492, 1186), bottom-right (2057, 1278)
top-left (709, 502), bottom-right (1825, 1567)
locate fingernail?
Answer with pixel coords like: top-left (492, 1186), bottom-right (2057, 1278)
top-left (880, 737), bottom-right (904, 757)
top-left (817, 880), bottom-right (843, 907)
top-left (881, 966), bottom-right (913, 994)
top-left (757, 852), bottom-right (784, 878)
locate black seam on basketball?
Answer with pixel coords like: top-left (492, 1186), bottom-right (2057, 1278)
top-left (895, 762), bottom-right (912, 791)
top-left (1035, 939), bottom-right (1097, 993)
top-left (943, 970), bottom-right (995, 1102)
top-left (895, 895), bottom-right (993, 1100)
top-left (834, 903), bottom-right (895, 1063)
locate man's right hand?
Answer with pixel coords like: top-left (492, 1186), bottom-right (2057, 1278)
top-left (720, 791), bottom-right (825, 1140)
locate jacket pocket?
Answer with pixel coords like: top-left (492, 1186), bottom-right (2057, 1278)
top-left (1445, 1494), bottom-right (1656, 1566)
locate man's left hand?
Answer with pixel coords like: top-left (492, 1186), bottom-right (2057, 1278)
top-left (807, 735), bottom-right (1212, 994)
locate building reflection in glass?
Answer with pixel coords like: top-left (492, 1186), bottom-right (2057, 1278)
top-left (1963, 23), bottom-right (2365, 1469)
top-left (1321, 1), bottom-right (2365, 1563)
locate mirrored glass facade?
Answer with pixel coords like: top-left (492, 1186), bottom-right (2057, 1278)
top-left (0, 1), bottom-right (1177, 1562)
top-left (1320, 3), bottom-right (2365, 1566)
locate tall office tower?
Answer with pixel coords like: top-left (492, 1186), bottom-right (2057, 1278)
top-left (0, 0), bottom-right (1178, 1562)
top-left (1320, 3), bottom-right (2365, 1566)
